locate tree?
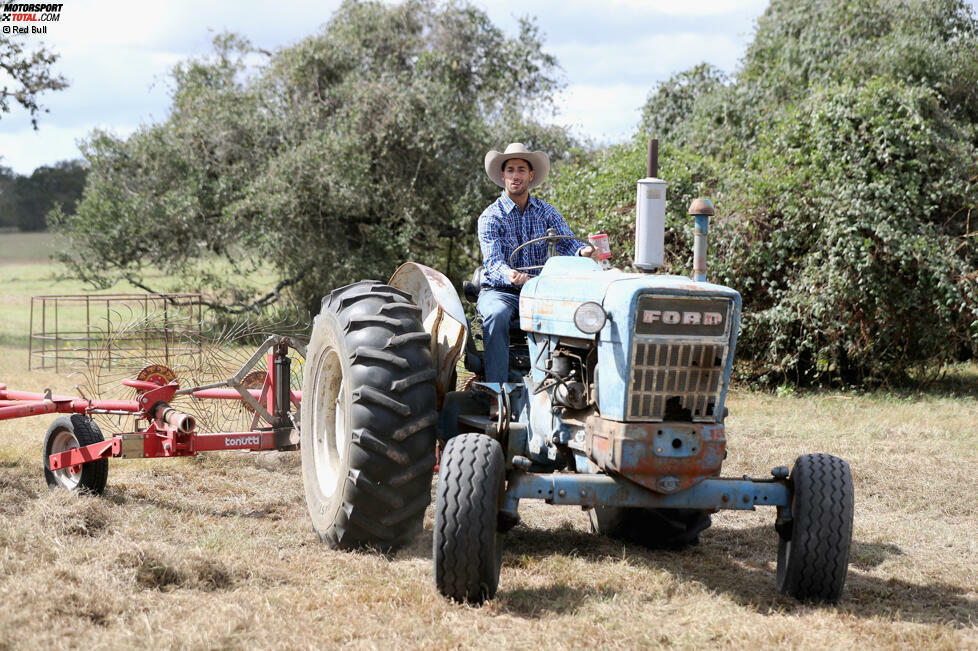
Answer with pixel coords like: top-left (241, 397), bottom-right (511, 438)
top-left (549, 0), bottom-right (978, 386)
top-left (0, 36), bottom-right (68, 129)
top-left (56, 1), bottom-right (571, 315)
top-left (0, 160), bottom-right (86, 231)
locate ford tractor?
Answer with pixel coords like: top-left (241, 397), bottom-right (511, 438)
top-left (299, 141), bottom-right (854, 605)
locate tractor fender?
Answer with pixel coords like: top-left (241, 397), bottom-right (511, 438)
top-left (389, 262), bottom-right (467, 406)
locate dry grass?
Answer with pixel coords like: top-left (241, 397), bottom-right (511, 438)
top-left (1, 234), bottom-right (976, 648)
top-left (2, 353), bottom-right (976, 649)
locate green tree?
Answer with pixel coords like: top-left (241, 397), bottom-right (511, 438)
top-left (0, 165), bottom-right (15, 228)
top-left (0, 160), bottom-right (87, 231)
top-left (550, 0), bottom-right (978, 386)
top-left (0, 36), bottom-right (68, 129)
top-left (56, 1), bottom-right (571, 315)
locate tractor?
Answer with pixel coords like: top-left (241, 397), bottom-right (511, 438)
top-left (299, 143), bottom-right (854, 604)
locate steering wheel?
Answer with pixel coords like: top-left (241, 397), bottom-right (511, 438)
top-left (509, 229), bottom-right (582, 272)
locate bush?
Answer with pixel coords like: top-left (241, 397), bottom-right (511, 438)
top-left (549, 0), bottom-right (978, 386)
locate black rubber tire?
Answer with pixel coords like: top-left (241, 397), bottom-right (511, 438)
top-left (588, 506), bottom-right (711, 548)
top-left (42, 415), bottom-right (108, 494)
top-left (433, 433), bottom-right (505, 604)
top-left (300, 280), bottom-right (437, 553)
top-left (776, 453), bottom-right (854, 603)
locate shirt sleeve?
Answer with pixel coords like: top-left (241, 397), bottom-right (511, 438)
top-left (478, 212), bottom-right (516, 287)
top-left (545, 205), bottom-right (587, 257)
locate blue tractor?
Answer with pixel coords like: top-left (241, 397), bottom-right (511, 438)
top-left (299, 145), bottom-right (854, 605)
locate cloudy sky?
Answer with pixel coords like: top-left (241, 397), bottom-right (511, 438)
top-left (2, 0), bottom-right (970, 174)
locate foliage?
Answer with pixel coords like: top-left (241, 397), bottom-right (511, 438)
top-left (551, 0), bottom-right (978, 386)
top-left (0, 160), bottom-right (87, 231)
top-left (56, 1), bottom-right (571, 315)
top-left (0, 36), bottom-right (68, 129)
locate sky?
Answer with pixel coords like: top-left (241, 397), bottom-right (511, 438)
top-left (1, 0), bottom-right (971, 175)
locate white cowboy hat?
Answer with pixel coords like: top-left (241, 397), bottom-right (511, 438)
top-left (484, 143), bottom-right (551, 190)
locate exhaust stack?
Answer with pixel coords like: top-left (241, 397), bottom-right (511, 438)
top-left (634, 139), bottom-right (666, 272)
top-left (688, 198), bottom-right (715, 282)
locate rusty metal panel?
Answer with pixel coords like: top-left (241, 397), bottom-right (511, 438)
top-left (585, 415), bottom-right (725, 494)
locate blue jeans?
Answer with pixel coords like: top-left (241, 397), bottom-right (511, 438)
top-left (476, 287), bottom-right (521, 383)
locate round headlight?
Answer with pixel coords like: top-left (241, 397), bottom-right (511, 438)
top-left (573, 301), bottom-right (607, 334)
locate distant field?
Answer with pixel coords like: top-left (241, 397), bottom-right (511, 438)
top-left (0, 231), bottom-right (976, 648)
top-left (0, 230), bottom-right (66, 265)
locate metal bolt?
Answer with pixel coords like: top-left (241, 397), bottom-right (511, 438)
top-left (742, 494), bottom-right (750, 504)
top-left (722, 494), bottom-right (730, 503)
top-left (557, 489), bottom-right (566, 498)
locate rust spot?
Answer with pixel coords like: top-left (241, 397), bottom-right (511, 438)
top-left (585, 416), bottom-right (725, 494)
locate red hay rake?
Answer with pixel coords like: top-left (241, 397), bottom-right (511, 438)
top-left (0, 336), bottom-right (305, 492)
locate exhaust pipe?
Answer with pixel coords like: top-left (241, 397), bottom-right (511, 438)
top-left (688, 198), bottom-right (715, 282)
top-left (634, 139), bottom-right (666, 272)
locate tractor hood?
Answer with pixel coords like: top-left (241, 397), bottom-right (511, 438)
top-left (519, 257), bottom-right (741, 342)
top-left (520, 256), bottom-right (742, 423)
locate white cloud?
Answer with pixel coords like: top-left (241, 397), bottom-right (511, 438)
top-left (551, 31), bottom-right (745, 85)
top-left (601, 0), bottom-right (769, 16)
top-left (553, 83), bottom-right (650, 142)
top-left (0, 123), bottom-right (137, 173)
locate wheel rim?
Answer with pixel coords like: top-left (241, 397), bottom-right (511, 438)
top-left (49, 429), bottom-right (81, 490)
top-left (312, 347), bottom-right (349, 499)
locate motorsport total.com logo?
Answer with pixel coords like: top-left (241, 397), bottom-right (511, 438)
top-left (0, 3), bottom-right (62, 35)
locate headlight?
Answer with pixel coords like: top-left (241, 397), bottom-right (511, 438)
top-left (573, 301), bottom-right (607, 334)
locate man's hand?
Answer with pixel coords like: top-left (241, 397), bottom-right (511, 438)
top-left (509, 269), bottom-right (530, 286)
top-left (579, 245), bottom-right (603, 263)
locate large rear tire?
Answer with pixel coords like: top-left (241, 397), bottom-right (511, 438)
top-left (433, 433), bottom-right (504, 604)
top-left (300, 280), bottom-right (437, 552)
top-left (43, 415), bottom-right (108, 494)
top-left (588, 506), bottom-right (711, 548)
top-left (776, 453), bottom-right (854, 603)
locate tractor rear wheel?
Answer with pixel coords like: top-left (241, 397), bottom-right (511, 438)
top-left (43, 415), bottom-right (108, 494)
top-left (433, 433), bottom-right (504, 604)
top-left (776, 453), bottom-right (854, 603)
top-left (300, 280), bottom-right (437, 553)
top-left (588, 506), bottom-right (711, 548)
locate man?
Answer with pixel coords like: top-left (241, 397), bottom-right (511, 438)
top-left (477, 142), bottom-right (601, 383)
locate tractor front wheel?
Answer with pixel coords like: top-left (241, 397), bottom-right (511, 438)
top-left (776, 453), bottom-right (854, 603)
top-left (300, 280), bottom-right (437, 553)
top-left (434, 433), bottom-right (505, 604)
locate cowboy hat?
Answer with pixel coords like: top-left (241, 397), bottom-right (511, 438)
top-left (484, 143), bottom-right (551, 190)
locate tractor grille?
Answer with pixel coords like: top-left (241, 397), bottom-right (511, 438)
top-left (627, 341), bottom-right (728, 422)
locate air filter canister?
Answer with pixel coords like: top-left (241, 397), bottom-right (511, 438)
top-left (635, 177), bottom-right (667, 270)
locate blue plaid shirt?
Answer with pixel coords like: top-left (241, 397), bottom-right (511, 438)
top-left (478, 192), bottom-right (586, 289)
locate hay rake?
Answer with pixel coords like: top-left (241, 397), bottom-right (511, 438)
top-left (0, 335), bottom-right (305, 492)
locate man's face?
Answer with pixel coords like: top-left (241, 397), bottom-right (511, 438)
top-left (501, 158), bottom-right (534, 197)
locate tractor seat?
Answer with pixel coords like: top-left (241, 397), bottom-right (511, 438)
top-left (462, 267), bottom-right (483, 304)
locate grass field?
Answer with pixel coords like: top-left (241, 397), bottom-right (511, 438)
top-left (0, 232), bottom-right (976, 648)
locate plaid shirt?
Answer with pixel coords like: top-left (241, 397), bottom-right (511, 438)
top-left (477, 192), bottom-right (586, 289)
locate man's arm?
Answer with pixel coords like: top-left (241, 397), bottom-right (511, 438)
top-left (478, 213), bottom-right (518, 287)
top-left (543, 205), bottom-right (590, 257)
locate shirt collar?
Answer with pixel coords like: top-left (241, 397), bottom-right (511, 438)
top-left (499, 191), bottom-right (537, 214)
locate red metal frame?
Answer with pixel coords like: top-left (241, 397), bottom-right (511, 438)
top-left (0, 337), bottom-right (304, 473)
